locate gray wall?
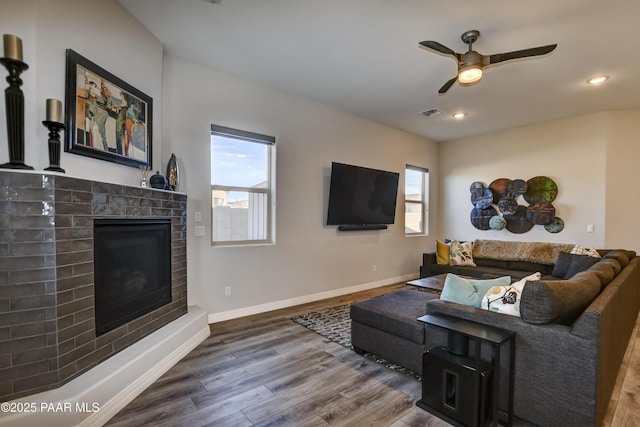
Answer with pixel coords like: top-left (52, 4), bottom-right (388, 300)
top-left (161, 56), bottom-right (439, 321)
top-left (439, 111), bottom-right (640, 252)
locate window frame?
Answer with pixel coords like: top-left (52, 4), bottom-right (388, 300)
top-left (210, 124), bottom-right (275, 246)
top-left (404, 164), bottom-right (429, 236)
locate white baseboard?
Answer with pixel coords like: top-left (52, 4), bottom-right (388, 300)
top-left (0, 306), bottom-right (210, 427)
top-left (208, 273), bottom-right (418, 323)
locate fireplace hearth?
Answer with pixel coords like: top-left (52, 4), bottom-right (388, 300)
top-left (0, 171), bottom-right (187, 402)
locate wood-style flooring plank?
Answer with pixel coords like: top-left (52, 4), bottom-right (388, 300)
top-left (106, 282), bottom-right (640, 426)
top-left (157, 385), bottom-right (274, 427)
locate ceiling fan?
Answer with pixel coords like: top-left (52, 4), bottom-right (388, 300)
top-left (419, 30), bottom-right (557, 94)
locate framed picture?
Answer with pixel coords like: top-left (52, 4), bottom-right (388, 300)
top-left (64, 49), bottom-right (152, 169)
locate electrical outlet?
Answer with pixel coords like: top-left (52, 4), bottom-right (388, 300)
top-left (373, 264), bottom-right (377, 272)
top-left (225, 286), bottom-right (231, 296)
top-left (195, 226), bottom-right (205, 236)
top-left (194, 211), bottom-right (202, 222)
top-left (586, 224), bottom-right (594, 233)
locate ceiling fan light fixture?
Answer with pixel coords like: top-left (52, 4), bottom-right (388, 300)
top-left (458, 64), bottom-right (483, 84)
top-left (587, 75), bottom-right (609, 85)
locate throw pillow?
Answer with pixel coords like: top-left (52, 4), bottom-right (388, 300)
top-left (436, 240), bottom-right (451, 265)
top-left (440, 273), bottom-right (511, 308)
top-left (570, 244), bottom-right (601, 258)
top-left (564, 254), bottom-right (601, 279)
top-left (551, 251), bottom-right (573, 278)
top-left (520, 272), bottom-right (601, 325)
top-left (480, 272), bottom-right (541, 317)
top-left (449, 240), bottom-right (476, 266)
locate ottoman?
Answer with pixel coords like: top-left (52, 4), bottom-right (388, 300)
top-left (350, 288), bottom-right (440, 374)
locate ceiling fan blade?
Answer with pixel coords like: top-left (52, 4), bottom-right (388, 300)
top-left (438, 76), bottom-right (458, 94)
top-left (419, 41), bottom-right (460, 60)
top-left (488, 44), bottom-right (557, 64)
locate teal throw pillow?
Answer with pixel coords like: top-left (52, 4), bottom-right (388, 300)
top-left (440, 273), bottom-right (511, 308)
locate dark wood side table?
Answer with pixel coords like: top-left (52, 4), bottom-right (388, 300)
top-left (416, 313), bottom-right (515, 427)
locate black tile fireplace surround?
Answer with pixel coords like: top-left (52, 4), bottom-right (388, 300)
top-left (0, 171), bottom-right (187, 402)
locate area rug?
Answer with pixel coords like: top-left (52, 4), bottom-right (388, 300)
top-left (291, 304), bottom-right (421, 380)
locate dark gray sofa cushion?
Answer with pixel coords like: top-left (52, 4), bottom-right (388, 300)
top-left (520, 271), bottom-right (601, 325)
top-left (564, 254), bottom-right (601, 279)
top-left (603, 250), bottom-right (631, 268)
top-left (349, 289), bottom-right (439, 344)
top-left (508, 260), bottom-right (552, 274)
top-left (600, 258), bottom-right (622, 275)
top-left (474, 257), bottom-right (509, 269)
top-left (455, 265), bottom-right (502, 278)
top-left (588, 261), bottom-right (616, 288)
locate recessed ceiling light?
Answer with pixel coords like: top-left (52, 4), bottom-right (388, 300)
top-left (587, 75), bottom-right (609, 85)
top-left (452, 112), bottom-right (467, 119)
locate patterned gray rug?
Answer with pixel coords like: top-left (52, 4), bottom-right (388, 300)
top-left (291, 304), bottom-right (421, 380)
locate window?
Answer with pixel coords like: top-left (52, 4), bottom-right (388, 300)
top-left (405, 165), bottom-right (429, 235)
top-left (210, 124), bottom-right (275, 245)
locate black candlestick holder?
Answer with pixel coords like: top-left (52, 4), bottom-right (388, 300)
top-left (0, 57), bottom-right (33, 170)
top-left (42, 120), bottom-right (65, 173)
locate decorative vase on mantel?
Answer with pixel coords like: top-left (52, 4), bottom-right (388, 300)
top-left (149, 171), bottom-right (167, 189)
top-left (166, 153), bottom-right (180, 191)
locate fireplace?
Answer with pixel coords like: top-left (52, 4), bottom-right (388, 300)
top-left (0, 171), bottom-right (188, 402)
top-left (94, 218), bottom-right (172, 336)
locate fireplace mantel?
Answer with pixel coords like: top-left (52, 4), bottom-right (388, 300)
top-left (0, 170), bottom-right (188, 402)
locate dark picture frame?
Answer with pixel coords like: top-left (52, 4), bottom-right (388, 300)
top-left (64, 49), bottom-right (152, 169)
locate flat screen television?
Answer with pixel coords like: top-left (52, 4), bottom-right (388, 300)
top-left (326, 162), bottom-right (400, 229)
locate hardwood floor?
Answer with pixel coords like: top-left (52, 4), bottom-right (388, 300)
top-left (106, 283), bottom-right (640, 427)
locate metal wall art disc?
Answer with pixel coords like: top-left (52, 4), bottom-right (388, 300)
top-left (471, 187), bottom-right (493, 209)
top-left (498, 196), bottom-right (518, 215)
top-left (470, 181), bottom-right (485, 198)
top-left (508, 179), bottom-right (527, 196)
top-left (524, 176), bottom-right (557, 203)
top-left (544, 217), bottom-right (565, 233)
top-left (526, 201), bottom-right (556, 225)
top-left (471, 206), bottom-right (498, 230)
top-left (504, 205), bottom-right (534, 234)
top-left (489, 215), bottom-right (507, 230)
top-left (489, 178), bottom-right (512, 204)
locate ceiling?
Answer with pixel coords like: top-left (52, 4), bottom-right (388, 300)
top-left (118, 0), bottom-right (640, 142)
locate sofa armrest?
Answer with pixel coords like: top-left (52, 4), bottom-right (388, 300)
top-left (421, 252), bottom-right (437, 278)
top-left (570, 257), bottom-right (640, 426)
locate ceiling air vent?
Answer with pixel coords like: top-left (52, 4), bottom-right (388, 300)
top-left (421, 108), bottom-right (444, 118)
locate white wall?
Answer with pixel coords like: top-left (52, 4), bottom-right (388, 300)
top-left (0, 0), bottom-right (163, 183)
top-left (162, 56), bottom-right (439, 318)
top-left (439, 111), bottom-right (640, 252)
top-left (603, 111), bottom-right (640, 251)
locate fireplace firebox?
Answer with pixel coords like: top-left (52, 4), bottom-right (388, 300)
top-left (94, 218), bottom-right (172, 336)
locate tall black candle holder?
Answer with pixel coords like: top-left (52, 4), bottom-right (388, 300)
top-left (0, 57), bottom-right (32, 169)
top-left (42, 120), bottom-right (65, 173)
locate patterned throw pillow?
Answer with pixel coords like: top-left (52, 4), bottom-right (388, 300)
top-left (570, 244), bottom-right (601, 258)
top-left (449, 240), bottom-right (476, 266)
top-left (480, 272), bottom-right (541, 317)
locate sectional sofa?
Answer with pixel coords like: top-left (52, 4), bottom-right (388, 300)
top-left (350, 240), bottom-right (640, 427)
